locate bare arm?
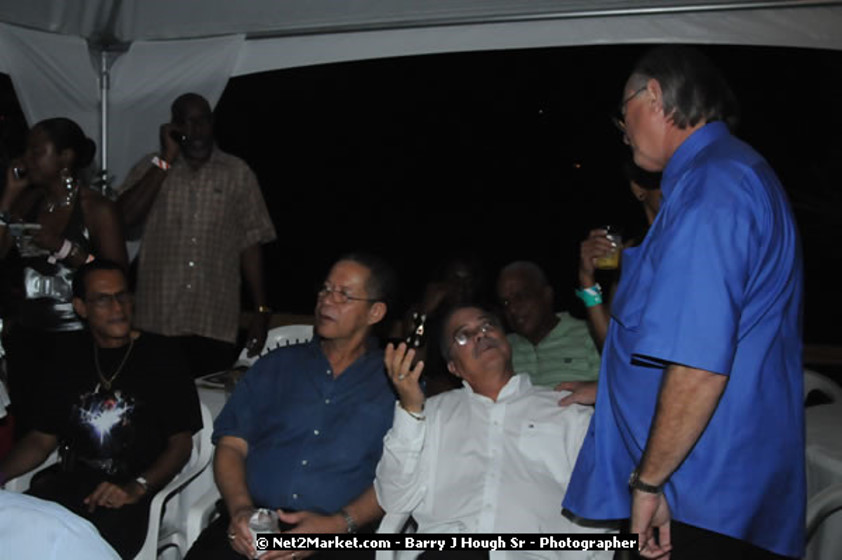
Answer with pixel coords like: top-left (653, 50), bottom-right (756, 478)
top-left (214, 436), bottom-right (254, 518)
top-left (578, 229), bottom-right (616, 351)
top-left (632, 363), bottom-right (729, 558)
top-left (116, 165), bottom-right (169, 230)
top-left (81, 192), bottom-right (128, 269)
top-left (241, 243), bottom-right (271, 357)
top-left (84, 430), bottom-right (193, 510)
top-left (140, 431), bottom-right (194, 490)
top-left (0, 430), bottom-right (58, 483)
top-left (638, 363), bottom-right (728, 485)
top-left (214, 435), bottom-right (257, 558)
top-left (117, 124), bottom-right (180, 230)
top-left (0, 162), bottom-right (33, 258)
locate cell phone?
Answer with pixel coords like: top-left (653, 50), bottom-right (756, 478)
top-left (169, 130), bottom-right (187, 144)
top-left (12, 166), bottom-right (27, 180)
top-left (405, 312), bottom-right (427, 349)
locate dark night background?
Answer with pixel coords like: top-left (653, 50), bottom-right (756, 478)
top-left (3, 43), bottom-right (842, 345)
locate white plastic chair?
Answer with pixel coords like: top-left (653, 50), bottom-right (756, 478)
top-left (233, 324), bottom-right (314, 369)
top-left (804, 369), bottom-right (842, 405)
top-left (134, 401), bottom-right (214, 560)
top-left (807, 482), bottom-right (842, 542)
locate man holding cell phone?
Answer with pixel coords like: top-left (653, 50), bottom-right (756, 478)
top-left (117, 93), bottom-right (276, 377)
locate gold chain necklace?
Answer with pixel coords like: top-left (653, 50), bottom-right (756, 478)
top-left (93, 336), bottom-right (135, 392)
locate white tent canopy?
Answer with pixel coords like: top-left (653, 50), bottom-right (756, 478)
top-left (1, 0), bottom-right (842, 186)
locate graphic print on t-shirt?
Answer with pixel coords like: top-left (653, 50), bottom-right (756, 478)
top-left (70, 388), bottom-right (137, 475)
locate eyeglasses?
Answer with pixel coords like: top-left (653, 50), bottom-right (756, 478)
top-left (316, 284), bottom-right (378, 304)
top-left (612, 85), bottom-right (648, 135)
top-left (87, 291), bottom-right (132, 309)
top-left (450, 319), bottom-right (500, 349)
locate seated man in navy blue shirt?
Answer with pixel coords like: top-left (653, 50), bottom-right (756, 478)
top-left (186, 253), bottom-right (397, 560)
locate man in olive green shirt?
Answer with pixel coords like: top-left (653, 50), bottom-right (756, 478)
top-left (497, 261), bottom-right (601, 387)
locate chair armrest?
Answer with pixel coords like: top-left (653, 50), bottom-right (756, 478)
top-left (807, 482), bottom-right (842, 540)
top-left (186, 486), bottom-right (222, 550)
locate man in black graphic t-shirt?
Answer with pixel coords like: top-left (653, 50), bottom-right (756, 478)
top-left (0, 260), bottom-right (202, 558)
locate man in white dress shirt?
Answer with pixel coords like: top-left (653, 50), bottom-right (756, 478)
top-left (375, 305), bottom-right (611, 559)
top-left (0, 490), bottom-right (120, 560)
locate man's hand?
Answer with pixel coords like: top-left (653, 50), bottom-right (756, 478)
top-left (83, 480), bottom-right (146, 512)
top-left (258, 510), bottom-right (346, 560)
top-left (555, 381), bottom-right (597, 406)
top-left (631, 490), bottom-right (672, 559)
top-left (385, 342), bottom-right (426, 414)
top-left (158, 123), bottom-right (182, 164)
top-left (245, 312), bottom-right (270, 358)
top-left (227, 506), bottom-right (257, 559)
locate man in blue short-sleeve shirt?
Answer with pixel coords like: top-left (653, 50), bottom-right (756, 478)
top-left (563, 46), bottom-right (804, 560)
top-left (186, 254), bottom-right (397, 560)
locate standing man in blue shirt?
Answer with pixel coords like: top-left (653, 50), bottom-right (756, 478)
top-left (563, 46), bottom-right (804, 560)
top-left (186, 253), bottom-right (397, 560)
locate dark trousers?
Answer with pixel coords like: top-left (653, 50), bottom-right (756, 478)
top-left (171, 335), bottom-right (237, 378)
top-left (27, 465), bottom-right (152, 559)
top-left (617, 520), bottom-right (796, 560)
top-left (186, 507), bottom-right (376, 560)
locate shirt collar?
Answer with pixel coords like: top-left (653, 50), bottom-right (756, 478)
top-left (309, 334), bottom-right (380, 359)
top-left (463, 372), bottom-right (531, 403)
top-left (661, 121), bottom-right (729, 200)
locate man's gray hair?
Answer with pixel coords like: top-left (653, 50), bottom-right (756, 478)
top-left (630, 45), bottom-right (739, 130)
top-left (499, 261), bottom-right (549, 288)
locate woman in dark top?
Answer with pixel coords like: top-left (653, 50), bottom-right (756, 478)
top-left (0, 117), bottom-right (127, 437)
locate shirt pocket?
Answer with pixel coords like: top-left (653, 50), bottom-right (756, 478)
top-left (517, 420), bottom-right (562, 468)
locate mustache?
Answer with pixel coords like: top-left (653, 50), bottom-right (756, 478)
top-left (473, 336), bottom-right (501, 358)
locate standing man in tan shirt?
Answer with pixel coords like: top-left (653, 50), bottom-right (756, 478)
top-left (118, 93), bottom-right (276, 377)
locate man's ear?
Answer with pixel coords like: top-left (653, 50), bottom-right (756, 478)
top-left (367, 301), bottom-right (387, 325)
top-left (647, 78), bottom-right (665, 115)
top-left (72, 297), bottom-right (87, 320)
top-left (447, 360), bottom-right (461, 378)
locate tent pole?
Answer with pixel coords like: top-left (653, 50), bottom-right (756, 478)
top-left (99, 50), bottom-right (110, 196)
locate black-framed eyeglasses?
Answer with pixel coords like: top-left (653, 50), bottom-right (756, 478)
top-left (611, 85), bottom-right (648, 134)
top-left (450, 318), bottom-right (500, 349)
top-left (87, 291), bottom-right (132, 309)
top-left (316, 284), bottom-right (378, 304)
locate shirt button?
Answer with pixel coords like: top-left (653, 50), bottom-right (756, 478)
top-left (301, 460), bottom-right (308, 466)
top-left (313, 429), bottom-right (320, 436)
top-left (326, 370), bottom-right (331, 376)
top-left (190, 237), bottom-right (198, 245)
top-left (292, 493), bottom-right (298, 500)
top-left (185, 283), bottom-right (192, 290)
top-left (188, 261), bottom-right (195, 267)
top-left (324, 399), bottom-right (331, 404)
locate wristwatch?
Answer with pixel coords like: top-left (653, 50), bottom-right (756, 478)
top-left (628, 468), bottom-right (663, 494)
top-left (134, 475), bottom-right (150, 493)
